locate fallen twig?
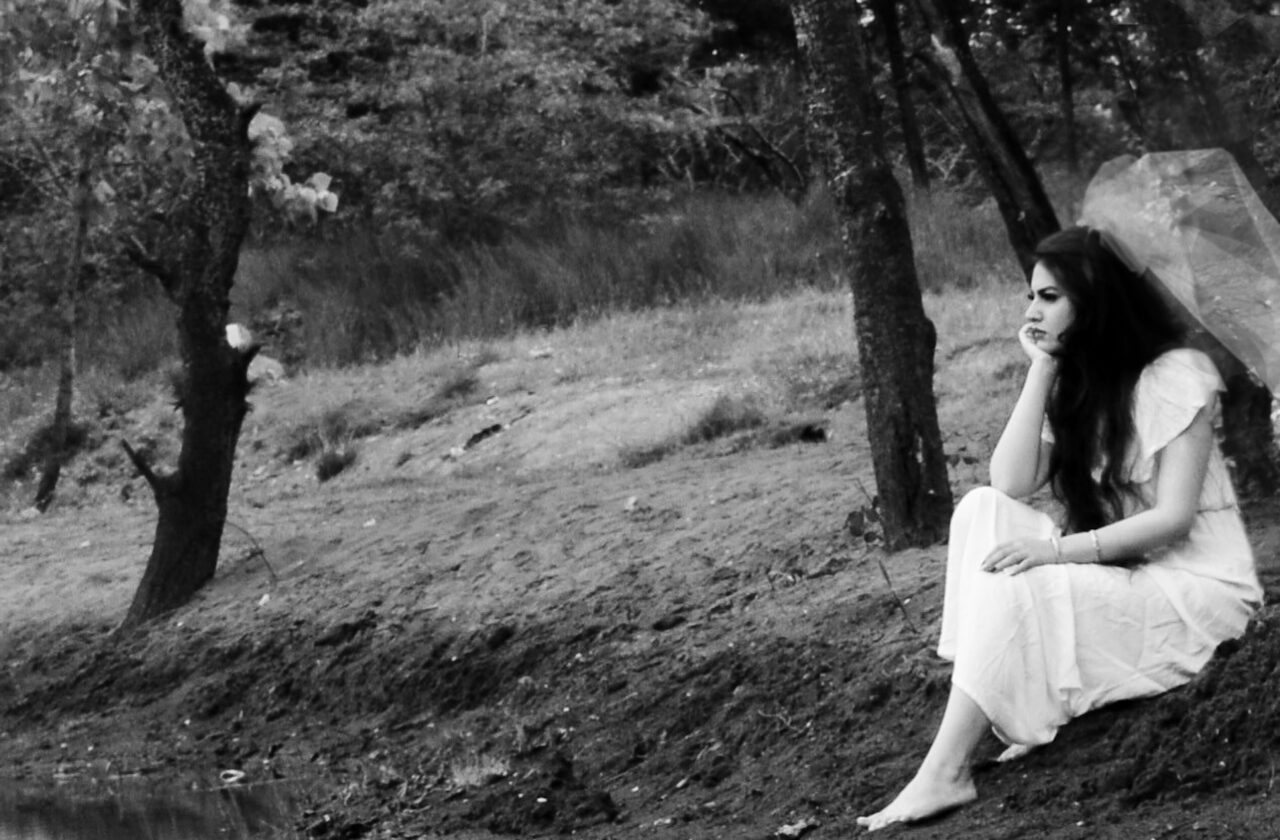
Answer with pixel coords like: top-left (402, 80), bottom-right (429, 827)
top-left (876, 554), bottom-right (919, 635)
top-left (225, 519), bottom-right (277, 582)
top-left (757, 709), bottom-right (806, 736)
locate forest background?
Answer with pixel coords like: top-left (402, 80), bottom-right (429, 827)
top-left (3, 0), bottom-right (1278, 391)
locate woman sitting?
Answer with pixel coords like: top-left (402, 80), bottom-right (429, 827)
top-left (857, 226), bottom-right (1263, 831)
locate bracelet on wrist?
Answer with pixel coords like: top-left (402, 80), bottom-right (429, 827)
top-left (1089, 530), bottom-right (1103, 563)
top-left (1050, 535), bottom-right (1063, 564)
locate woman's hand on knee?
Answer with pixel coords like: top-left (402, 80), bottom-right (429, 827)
top-left (981, 537), bottom-right (1058, 575)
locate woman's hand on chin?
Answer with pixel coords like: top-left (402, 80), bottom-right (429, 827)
top-left (1018, 323), bottom-right (1058, 366)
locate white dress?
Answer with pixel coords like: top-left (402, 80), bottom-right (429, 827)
top-left (939, 348), bottom-right (1263, 746)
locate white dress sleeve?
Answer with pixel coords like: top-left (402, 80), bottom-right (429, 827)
top-left (1127, 348), bottom-right (1223, 484)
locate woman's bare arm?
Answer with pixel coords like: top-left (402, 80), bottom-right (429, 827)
top-left (1056, 404), bottom-right (1212, 563)
top-left (983, 403), bottom-right (1214, 574)
top-left (989, 332), bottom-right (1058, 498)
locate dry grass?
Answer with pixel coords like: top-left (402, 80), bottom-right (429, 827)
top-left (1, 185), bottom-right (1041, 499)
top-left (0, 368), bottom-right (47, 442)
top-left (252, 348), bottom-right (502, 469)
top-left (448, 752), bottom-right (512, 790)
top-left (2, 276), bottom-right (1029, 501)
top-left (682, 393), bottom-right (768, 444)
top-left (519, 290), bottom-right (855, 403)
top-left (924, 282), bottom-right (1026, 453)
top-left (907, 189), bottom-right (1023, 292)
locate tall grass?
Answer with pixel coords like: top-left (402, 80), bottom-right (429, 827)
top-left (4, 182), bottom-right (1020, 396)
top-left (232, 190), bottom-right (846, 368)
top-left (233, 243), bottom-right (450, 368)
top-left (227, 185), bottom-right (1027, 371)
top-left (0, 290), bottom-right (175, 436)
top-left (907, 187), bottom-right (1022, 292)
top-left (83, 291), bottom-right (179, 382)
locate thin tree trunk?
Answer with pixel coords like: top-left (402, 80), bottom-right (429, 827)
top-left (120, 0), bottom-right (257, 630)
top-left (1105, 21), bottom-right (1148, 143)
top-left (34, 152), bottom-right (91, 512)
top-left (912, 0), bottom-right (1060, 276)
top-left (874, 0), bottom-right (930, 189)
top-left (792, 0), bottom-right (952, 549)
top-left (1055, 0), bottom-right (1079, 176)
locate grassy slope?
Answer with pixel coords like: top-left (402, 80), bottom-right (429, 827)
top-left (3, 279), bottom-right (1280, 839)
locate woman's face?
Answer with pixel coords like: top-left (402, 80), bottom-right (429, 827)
top-left (1024, 261), bottom-right (1076, 354)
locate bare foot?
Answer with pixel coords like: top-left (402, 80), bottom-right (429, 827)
top-left (995, 743), bottom-right (1035, 763)
top-left (855, 771), bottom-right (977, 832)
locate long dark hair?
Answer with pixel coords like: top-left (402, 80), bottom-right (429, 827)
top-left (1036, 226), bottom-right (1187, 533)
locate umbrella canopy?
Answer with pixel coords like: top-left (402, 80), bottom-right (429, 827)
top-left (1079, 148), bottom-right (1280, 391)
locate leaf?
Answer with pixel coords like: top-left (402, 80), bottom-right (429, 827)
top-left (305, 172), bottom-right (332, 192)
top-left (92, 178), bottom-right (116, 204)
top-left (247, 111), bottom-right (287, 141)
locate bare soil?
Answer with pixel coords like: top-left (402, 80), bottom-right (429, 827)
top-left (3, 315), bottom-right (1280, 839)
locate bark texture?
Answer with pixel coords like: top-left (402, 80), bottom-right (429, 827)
top-left (873, 0), bottom-right (930, 190)
top-left (791, 0), bottom-right (952, 548)
top-left (912, 0), bottom-right (1059, 276)
top-left (121, 0), bottom-right (257, 630)
top-left (1055, 0), bottom-right (1079, 176)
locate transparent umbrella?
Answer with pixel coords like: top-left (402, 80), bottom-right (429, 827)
top-left (1079, 148), bottom-right (1280, 391)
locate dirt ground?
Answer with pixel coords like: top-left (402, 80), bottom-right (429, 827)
top-left (4, 312), bottom-right (1280, 839)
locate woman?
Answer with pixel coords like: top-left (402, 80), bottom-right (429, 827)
top-left (857, 227), bottom-right (1263, 831)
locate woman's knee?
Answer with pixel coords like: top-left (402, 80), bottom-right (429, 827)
top-left (951, 486), bottom-right (1015, 526)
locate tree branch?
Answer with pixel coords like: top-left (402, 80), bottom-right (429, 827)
top-left (121, 439), bottom-right (162, 495)
top-left (713, 86), bottom-right (807, 191)
top-left (122, 234), bottom-right (180, 296)
top-left (22, 138), bottom-right (75, 202)
top-left (224, 519), bottom-right (277, 581)
top-left (679, 88), bottom-right (806, 198)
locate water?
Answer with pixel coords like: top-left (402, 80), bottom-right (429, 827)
top-left (0, 777), bottom-right (308, 840)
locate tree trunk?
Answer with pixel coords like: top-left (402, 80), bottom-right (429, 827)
top-left (912, 0), bottom-right (1060, 276)
top-left (791, 0), bottom-right (952, 549)
top-left (1055, 0), bottom-right (1079, 177)
top-left (34, 152), bottom-right (90, 512)
top-left (1104, 21), bottom-right (1149, 143)
top-left (121, 0), bottom-right (257, 630)
top-left (874, 0), bottom-right (930, 190)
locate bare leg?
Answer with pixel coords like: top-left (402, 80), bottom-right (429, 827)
top-left (855, 685), bottom-right (986, 832)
